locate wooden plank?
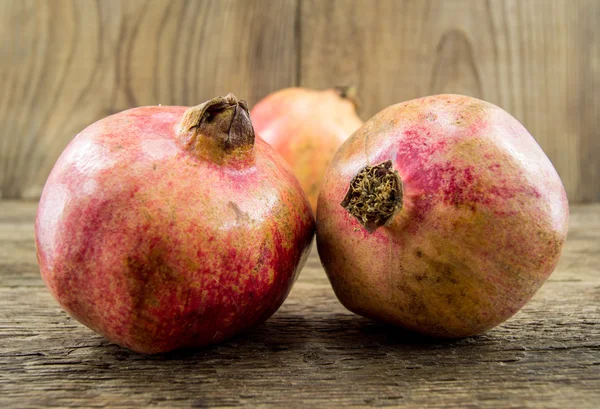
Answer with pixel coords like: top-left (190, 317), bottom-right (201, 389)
top-left (300, 0), bottom-right (600, 202)
top-left (0, 0), bottom-right (298, 199)
top-left (0, 201), bottom-right (599, 408)
top-left (1, 0), bottom-right (598, 202)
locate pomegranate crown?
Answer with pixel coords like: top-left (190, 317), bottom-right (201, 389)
top-left (178, 93), bottom-right (255, 157)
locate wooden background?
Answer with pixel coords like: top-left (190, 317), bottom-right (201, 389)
top-left (1, 0), bottom-right (599, 202)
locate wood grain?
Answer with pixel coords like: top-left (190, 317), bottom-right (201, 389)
top-left (1, 1), bottom-right (599, 199)
top-left (0, 201), bottom-right (599, 408)
top-left (0, 0), bottom-right (298, 199)
top-left (300, 0), bottom-right (600, 202)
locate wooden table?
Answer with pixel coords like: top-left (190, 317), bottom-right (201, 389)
top-left (1, 201), bottom-right (598, 408)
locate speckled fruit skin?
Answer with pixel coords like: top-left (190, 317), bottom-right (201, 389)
top-left (35, 99), bottom-right (315, 354)
top-left (317, 94), bottom-right (569, 338)
top-left (251, 87), bottom-right (363, 211)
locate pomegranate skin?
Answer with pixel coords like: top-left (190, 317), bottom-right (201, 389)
top-left (317, 94), bottom-right (569, 338)
top-left (251, 87), bottom-right (363, 211)
top-left (36, 97), bottom-right (315, 353)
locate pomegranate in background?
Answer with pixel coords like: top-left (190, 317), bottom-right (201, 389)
top-left (317, 94), bottom-right (568, 337)
top-left (251, 87), bottom-right (363, 211)
top-left (36, 94), bottom-right (315, 354)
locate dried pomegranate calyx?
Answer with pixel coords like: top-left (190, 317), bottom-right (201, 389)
top-left (334, 85), bottom-right (360, 112)
top-left (178, 93), bottom-right (255, 155)
top-left (341, 160), bottom-right (403, 233)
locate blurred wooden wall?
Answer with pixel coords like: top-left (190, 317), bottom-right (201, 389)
top-left (1, 0), bottom-right (598, 202)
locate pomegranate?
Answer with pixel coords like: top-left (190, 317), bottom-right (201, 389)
top-left (35, 94), bottom-right (315, 354)
top-left (317, 94), bottom-right (568, 338)
top-left (251, 87), bottom-right (363, 211)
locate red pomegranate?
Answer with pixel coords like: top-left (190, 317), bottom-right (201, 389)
top-left (251, 87), bottom-right (363, 211)
top-left (317, 94), bottom-right (568, 337)
top-left (36, 94), bottom-right (315, 353)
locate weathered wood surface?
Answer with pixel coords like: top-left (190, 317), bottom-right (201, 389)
top-left (299, 0), bottom-right (600, 203)
top-left (1, 0), bottom-right (600, 202)
top-left (0, 0), bottom-right (299, 199)
top-left (0, 201), bottom-right (598, 408)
